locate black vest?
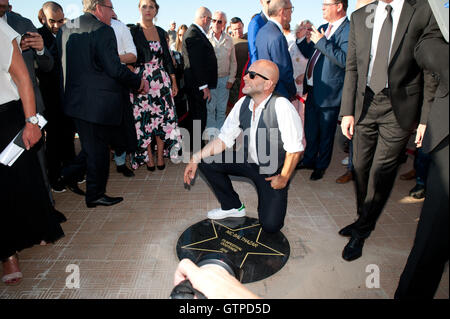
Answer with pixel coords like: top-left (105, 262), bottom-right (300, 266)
top-left (238, 94), bottom-right (286, 175)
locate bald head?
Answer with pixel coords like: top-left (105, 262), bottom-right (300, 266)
top-left (242, 60), bottom-right (280, 100)
top-left (252, 60), bottom-right (279, 86)
top-left (194, 6), bottom-right (212, 32)
top-left (42, 1), bottom-right (65, 34)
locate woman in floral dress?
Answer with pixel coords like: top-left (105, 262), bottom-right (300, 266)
top-left (130, 0), bottom-right (182, 171)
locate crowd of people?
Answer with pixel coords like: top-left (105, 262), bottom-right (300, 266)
top-left (0, 0), bottom-right (448, 300)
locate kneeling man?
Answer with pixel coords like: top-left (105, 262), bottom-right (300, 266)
top-left (184, 60), bottom-right (304, 233)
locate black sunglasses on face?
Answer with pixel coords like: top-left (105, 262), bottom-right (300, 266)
top-left (245, 70), bottom-right (269, 81)
top-left (212, 19), bottom-right (223, 24)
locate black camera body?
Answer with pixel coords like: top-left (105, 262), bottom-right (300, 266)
top-left (170, 253), bottom-right (242, 299)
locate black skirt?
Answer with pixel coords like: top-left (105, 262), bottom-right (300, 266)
top-left (0, 101), bottom-right (64, 260)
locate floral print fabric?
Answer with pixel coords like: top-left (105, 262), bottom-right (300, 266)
top-left (130, 41), bottom-right (182, 169)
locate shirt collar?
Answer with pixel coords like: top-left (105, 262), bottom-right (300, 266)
top-left (328, 16), bottom-right (347, 32)
top-left (377, 0), bottom-right (405, 13)
top-left (249, 93), bottom-right (273, 111)
top-left (268, 18), bottom-right (284, 34)
top-left (1, 13), bottom-right (7, 22)
top-left (194, 23), bottom-right (208, 37)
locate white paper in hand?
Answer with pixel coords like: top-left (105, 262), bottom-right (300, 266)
top-left (0, 114), bottom-right (47, 167)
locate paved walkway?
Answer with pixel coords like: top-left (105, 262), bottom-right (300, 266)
top-left (1, 144), bottom-right (448, 299)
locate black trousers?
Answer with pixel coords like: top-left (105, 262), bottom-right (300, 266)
top-left (70, 119), bottom-right (117, 203)
top-left (395, 137), bottom-right (449, 299)
top-left (44, 111), bottom-right (76, 184)
top-left (198, 153), bottom-right (288, 233)
top-left (352, 88), bottom-right (412, 238)
top-left (111, 92), bottom-right (138, 156)
top-left (302, 89), bottom-right (340, 170)
top-left (186, 87), bottom-right (207, 153)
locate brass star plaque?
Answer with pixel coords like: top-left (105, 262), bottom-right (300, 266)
top-left (176, 217), bottom-right (290, 283)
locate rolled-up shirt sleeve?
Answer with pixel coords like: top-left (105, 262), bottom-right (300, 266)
top-left (275, 97), bottom-right (304, 153)
top-left (218, 97), bottom-right (245, 148)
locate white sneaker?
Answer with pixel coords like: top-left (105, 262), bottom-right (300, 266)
top-left (207, 204), bottom-right (246, 220)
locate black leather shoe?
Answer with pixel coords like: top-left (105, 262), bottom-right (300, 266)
top-left (342, 237), bottom-right (365, 262)
top-left (157, 164), bottom-right (166, 171)
top-left (66, 182), bottom-right (86, 196)
top-left (117, 165), bottom-right (135, 177)
top-left (339, 223), bottom-right (355, 237)
top-left (310, 169), bottom-right (325, 181)
top-left (296, 162), bottom-right (315, 170)
top-left (409, 184), bottom-right (426, 199)
top-left (86, 195), bottom-right (124, 208)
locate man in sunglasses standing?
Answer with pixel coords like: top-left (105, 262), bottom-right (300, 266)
top-left (184, 60), bottom-right (304, 233)
top-left (206, 11), bottom-right (237, 140)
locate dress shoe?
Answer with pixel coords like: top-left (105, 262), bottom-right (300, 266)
top-left (310, 169), bottom-right (325, 181)
top-left (339, 223), bottom-right (355, 237)
top-left (117, 165), bottom-right (135, 177)
top-left (342, 237), bottom-right (365, 261)
top-left (86, 195), bottom-right (123, 208)
top-left (295, 162), bottom-right (314, 170)
top-left (66, 182), bottom-right (86, 196)
top-left (336, 170), bottom-right (353, 184)
top-left (157, 164), bottom-right (166, 171)
top-left (147, 165), bottom-right (156, 172)
top-left (60, 176), bottom-right (86, 196)
top-left (409, 184), bottom-right (426, 199)
top-left (400, 169), bottom-right (416, 181)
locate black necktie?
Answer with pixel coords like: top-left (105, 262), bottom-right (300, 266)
top-left (370, 5), bottom-right (393, 94)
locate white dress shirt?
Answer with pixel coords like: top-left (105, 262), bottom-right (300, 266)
top-left (218, 94), bottom-right (304, 165)
top-left (0, 19), bottom-right (21, 105)
top-left (307, 15), bottom-right (347, 86)
top-left (367, 0), bottom-right (405, 86)
top-left (111, 19), bottom-right (137, 63)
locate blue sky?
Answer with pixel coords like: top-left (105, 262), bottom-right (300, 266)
top-left (11, 0), bottom-right (358, 31)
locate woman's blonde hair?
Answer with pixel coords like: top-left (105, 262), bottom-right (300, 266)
top-left (175, 24), bottom-right (188, 52)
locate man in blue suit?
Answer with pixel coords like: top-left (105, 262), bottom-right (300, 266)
top-left (297, 0), bottom-right (350, 180)
top-left (255, 0), bottom-right (297, 100)
top-left (248, 0), bottom-right (270, 65)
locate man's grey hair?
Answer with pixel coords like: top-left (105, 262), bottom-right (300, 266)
top-left (83, 0), bottom-right (106, 12)
top-left (43, 1), bottom-right (63, 12)
top-left (294, 19), bottom-right (313, 32)
top-left (213, 11), bottom-right (227, 25)
top-left (267, 0), bottom-right (290, 17)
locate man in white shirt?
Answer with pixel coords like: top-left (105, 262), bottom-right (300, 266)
top-left (184, 60), bottom-right (304, 234)
top-left (110, 15), bottom-right (138, 178)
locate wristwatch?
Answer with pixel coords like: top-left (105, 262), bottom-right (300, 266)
top-left (26, 115), bottom-right (39, 125)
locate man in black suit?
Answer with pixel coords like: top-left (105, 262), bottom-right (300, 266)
top-left (58, 0), bottom-right (147, 208)
top-left (182, 7), bottom-right (218, 151)
top-left (339, 0), bottom-right (439, 261)
top-left (37, 1), bottom-right (78, 194)
top-left (395, 13), bottom-right (448, 299)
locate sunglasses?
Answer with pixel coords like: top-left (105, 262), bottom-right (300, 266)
top-left (212, 19), bottom-right (223, 24)
top-left (245, 70), bottom-right (269, 81)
